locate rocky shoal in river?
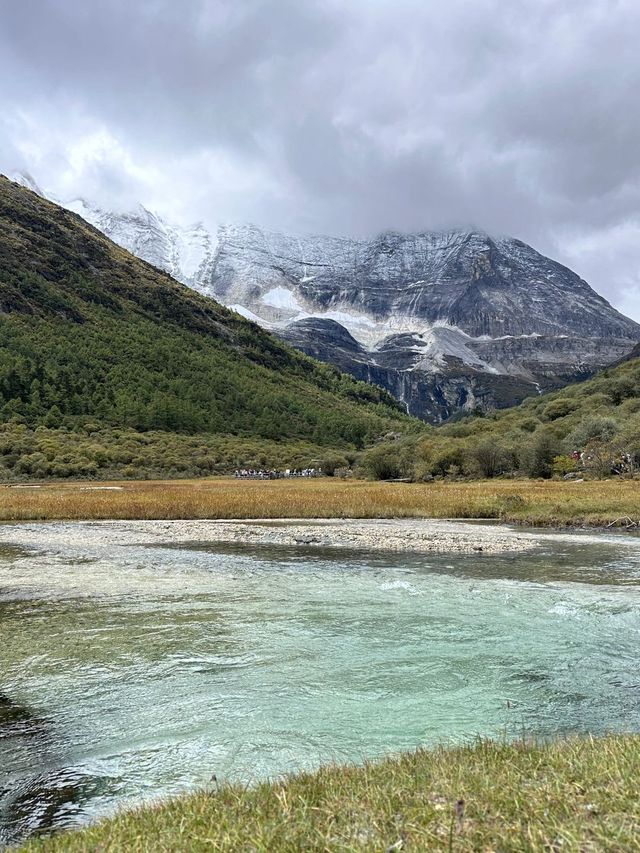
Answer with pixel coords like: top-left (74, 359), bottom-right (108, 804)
top-left (0, 518), bottom-right (542, 555)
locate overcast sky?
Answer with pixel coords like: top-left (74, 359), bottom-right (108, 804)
top-left (2, 0), bottom-right (640, 320)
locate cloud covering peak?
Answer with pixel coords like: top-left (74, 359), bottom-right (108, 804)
top-left (2, 0), bottom-right (640, 319)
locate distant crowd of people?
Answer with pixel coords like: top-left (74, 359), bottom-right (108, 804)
top-left (234, 467), bottom-right (322, 480)
top-left (572, 448), bottom-right (637, 475)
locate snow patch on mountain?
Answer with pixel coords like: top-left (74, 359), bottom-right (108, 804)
top-left (412, 326), bottom-right (498, 373)
top-left (262, 286), bottom-right (301, 312)
top-left (229, 304), bottom-right (264, 323)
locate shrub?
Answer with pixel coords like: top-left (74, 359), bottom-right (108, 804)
top-left (581, 440), bottom-right (617, 478)
top-left (519, 418), bottom-right (540, 433)
top-left (416, 439), bottom-right (468, 478)
top-left (320, 454), bottom-right (349, 477)
top-left (607, 377), bottom-right (636, 405)
top-left (467, 438), bottom-right (512, 478)
top-left (359, 445), bottom-right (406, 480)
top-left (519, 429), bottom-right (563, 478)
top-left (543, 399), bottom-right (576, 421)
top-left (552, 455), bottom-right (578, 477)
top-left (567, 416), bottom-right (619, 450)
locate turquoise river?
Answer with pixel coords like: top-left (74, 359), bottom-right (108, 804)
top-left (0, 523), bottom-right (639, 844)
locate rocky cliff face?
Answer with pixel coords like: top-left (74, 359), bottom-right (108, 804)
top-left (15, 173), bottom-right (639, 421)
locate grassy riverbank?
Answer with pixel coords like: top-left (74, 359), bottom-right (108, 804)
top-left (22, 735), bottom-right (640, 852)
top-left (0, 477), bottom-right (639, 527)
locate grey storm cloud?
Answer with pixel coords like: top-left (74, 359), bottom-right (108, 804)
top-left (1, 0), bottom-right (640, 319)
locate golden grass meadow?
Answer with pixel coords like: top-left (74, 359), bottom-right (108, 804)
top-left (1, 476), bottom-right (638, 527)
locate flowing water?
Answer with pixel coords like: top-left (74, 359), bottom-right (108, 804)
top-left (1, 525), bottom-right (639, 845)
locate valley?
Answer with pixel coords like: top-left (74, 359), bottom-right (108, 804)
top-left (4, 5), bottom-right (640, 851)
top-left (14, 172), bottom-right (638, 422)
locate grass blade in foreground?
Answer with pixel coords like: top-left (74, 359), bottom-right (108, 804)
top-left (21, 736), bottom-right (640, 852)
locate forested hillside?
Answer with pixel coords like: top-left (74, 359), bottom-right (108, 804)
top-left (0, 177), bottom-right (413, 479)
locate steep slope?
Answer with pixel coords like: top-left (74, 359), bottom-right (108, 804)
top-left (65, 197), bottom-right (218, 291)
top-left (17, 173), bottom-right (640, 422)
top-left (0, 176), bottom-right (410, 475)
top-left (11, 173), bottom-right (219, 293)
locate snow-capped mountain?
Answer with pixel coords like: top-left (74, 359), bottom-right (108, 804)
top-left (12, 172), bottom-right (640, 421)
top-left (207, 224), bottom-right (640, 418)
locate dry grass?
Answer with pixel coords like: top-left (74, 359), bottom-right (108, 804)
top-left (0, 477), bottom-right (638, 526)
top-left (22, 735), bottom-right (640, 852)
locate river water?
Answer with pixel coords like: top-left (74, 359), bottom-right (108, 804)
top-left (1, 525), bottom-right (639, 844)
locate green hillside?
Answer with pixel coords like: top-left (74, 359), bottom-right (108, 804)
top-left (360, 351), bottom-right (640, 480)
top-left (0, 177), bottom-right (414, 480)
